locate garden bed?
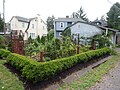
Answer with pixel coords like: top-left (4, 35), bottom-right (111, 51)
top-left (5, 54), bottom-right (110, 90)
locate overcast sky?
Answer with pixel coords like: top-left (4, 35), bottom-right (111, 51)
top-left (0, 0), bottom-right (120, 22)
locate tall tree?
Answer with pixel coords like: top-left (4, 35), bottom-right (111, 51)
top-left (107, 2), bottom-right (120, 30)
top-left (0, 15), bottom-right (4, 32)
top-left (72, 7), bottom-right (88, 21)
top-left (46, 15), bottom-right (55, 31)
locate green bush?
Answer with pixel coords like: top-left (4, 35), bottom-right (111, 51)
top-left (0, 49), bottom-right (11, 59)
top-left (5, 48), bottom-right (111, 83)
top-left (22, 48), bottom-right (111, 83)
top-left (6, 53), bottom-right (38, 71)
top-left (44, 49), bottom-right (76, 60)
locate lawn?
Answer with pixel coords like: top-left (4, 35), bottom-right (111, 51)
top-left (59, 53), bottom-right (120, 90)
top-left (0, 60), bottom-right (24, 90)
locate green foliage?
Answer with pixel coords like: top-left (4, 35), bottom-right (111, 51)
top-left (40, 36), bottom-right (46, 45)
top-left (47, 15), bottom-right (55, 31)
top-left (0, 35), bottom-right (6, 49)
top-left (62, 28), bottom-right (71, 37)
top-left (0, 60), bottom-right (24, 90)
top-left (72, 6), bottom-right (89, 21)
top-left (6, 53), bottom-right (38, 71)
top-left (21, 48), bottom-right (111, 83)
top-left (36, 35), bottom-right (40, 43)
top-left (0, 17), bottom-right (3, 32)
top-left (93, 32), bottom-right (112, 48)
top-left (44, 49), bottom-right (76, 60)
top-left (60, 51), bottom-right (120, 90)
top-left (107, 2), bottom-right (120, 30)
top-left (0, 49), bottom-right (11, 59)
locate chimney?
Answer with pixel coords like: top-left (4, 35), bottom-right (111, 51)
top-left (66, 16), bottom-right (69, 18)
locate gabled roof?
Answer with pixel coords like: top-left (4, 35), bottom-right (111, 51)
top-left (15, 16), bottom-right (29, 23)
top-left (54, 18), bottom-right (85, 22)
top-left (64, 21), bottom-right (119, 33)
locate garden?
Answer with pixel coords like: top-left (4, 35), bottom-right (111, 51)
top-left (0, 30), bottom-right (114, 89)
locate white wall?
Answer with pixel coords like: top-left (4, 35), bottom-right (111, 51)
top-left (10, 16), bottom-right (48, 40)
top-left (70, 23), bottom-right (102, 38)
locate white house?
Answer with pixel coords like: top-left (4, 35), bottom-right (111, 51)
top-left (10, 15), bottom-right (47, 40)
top-left (64, 21), bottom-right (119, 46)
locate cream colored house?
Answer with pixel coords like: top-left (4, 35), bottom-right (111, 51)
top-left (10, 15), bottom-right (47, 40)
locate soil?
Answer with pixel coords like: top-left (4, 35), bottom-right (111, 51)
top-left (4, 54), bottom-right (111, 90)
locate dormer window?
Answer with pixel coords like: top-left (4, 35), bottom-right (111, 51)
top-left (60, 22), bottom-right (64, 28)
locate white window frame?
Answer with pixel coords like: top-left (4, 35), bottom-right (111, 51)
top-left (32, 24), bottom-right (34, 29)
top-left (59, 32), bottom-right (62, 36)
top-left (30, 33), bottom-right (35, 38)
top-left (60, 22), bottom-right (64, 28)
top-left (22, 23), bottom-right (24, 27)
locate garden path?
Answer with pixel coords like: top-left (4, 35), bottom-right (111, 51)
top-left (89, 48), bottom-right (120, 90)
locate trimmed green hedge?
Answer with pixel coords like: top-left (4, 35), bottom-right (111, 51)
top-left (0, 49), bottom-right (11, 59)
top-left (5, 48), bottom-right (111, 83)
top-left (22, 48), bottom-right (111, 83)
top-left (6, 53), bottom-right (38, 71)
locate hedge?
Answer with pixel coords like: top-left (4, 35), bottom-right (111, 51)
top-left (22, 47), bottom-right (111, 83)
top-left (6, 53), bottom-right (38, 71)
top-left (0, 49), bottom-right (11, 59)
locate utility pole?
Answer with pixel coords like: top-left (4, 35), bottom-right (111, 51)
top-left (3, 0), bottom-right (6, 35)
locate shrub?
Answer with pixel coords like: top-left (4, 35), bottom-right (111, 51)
top-left (0, 49), bottom-right (11, 59)
top-left (44, 49), bottom-right (76, 60)
top-left (22, 47), bottom-right (111, 83)
top-left (6, 53), bottom-right (38, 71)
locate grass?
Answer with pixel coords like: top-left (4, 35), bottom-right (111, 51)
top-left (59, 53), bottom-right (120, 90)
top-left (0, 60), bottom-right (24, 90)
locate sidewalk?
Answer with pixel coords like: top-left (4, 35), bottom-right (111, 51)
top-left (90, 48), bottom-right (120, 90)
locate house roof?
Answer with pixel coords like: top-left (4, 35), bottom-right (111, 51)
top-left (15, 16), bottom-right (29, 23)
top-left (64, 21), bottom-right (120, 33)
top-left (54, 18), bottom-right (85, 22)
top-left (92, 19), bottom-right (108, 27)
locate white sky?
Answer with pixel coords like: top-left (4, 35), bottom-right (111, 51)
top-left (0, 0), bottom-right (120, 22)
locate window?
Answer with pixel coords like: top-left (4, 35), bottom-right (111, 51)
top-left (30, 33), bottom-right (35, 38)
top-left (15, 24), bottom-right (17, 27)
top-left (32, 24), bottom-right (34, 29)
top-left (78, 25), bottom-right (80, 28)
top-left (59, 32), bottom-right (62, 36)
top-left (60, 22), bottom-right (64, 28)
top-left (22, 23), bottom-right (24, 27)
top-left (43, 26), bottom-right (44, 30)
top-left (67, 22), bottom-right (72, 26)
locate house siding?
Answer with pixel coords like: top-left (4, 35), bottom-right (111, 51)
top-left (70, 23), bottom-right (102, 38)
top-left (10, 16), bottom-right (48, 40)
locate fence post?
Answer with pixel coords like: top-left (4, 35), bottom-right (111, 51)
top-left (77, 33), bottom-right (80, 54)
top-left (40, 51), bottom-right (43, 62)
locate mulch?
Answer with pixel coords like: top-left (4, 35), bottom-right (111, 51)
top-left (4, 55), bottom-right (109, 90)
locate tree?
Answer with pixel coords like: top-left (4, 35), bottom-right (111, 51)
top-left (46, 15), bottom-right (55, 31)
top-left (0, 35), bottom-right (6, 48)
top-left (0, 16), bottom-right (4, 32)
top-left (72, 7), bottom-right (88, 21)
top-left (107, 2), bottom-right (120, 30)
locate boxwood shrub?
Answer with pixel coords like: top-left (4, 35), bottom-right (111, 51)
top-left (0, 49), bottom-right (11, 59)
top-left (6, 53), bottom-right (38, 71)
top-left (22, 47), bottom-right (111, 83)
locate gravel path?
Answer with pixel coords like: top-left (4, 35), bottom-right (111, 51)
top-left (90, 48), bottom-right (120, 90)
